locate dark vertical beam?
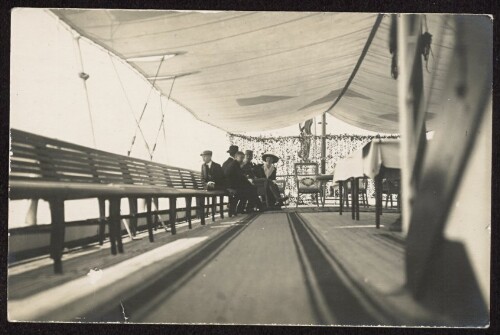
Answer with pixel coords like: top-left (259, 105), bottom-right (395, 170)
top-left (211, 196), bottom-right (216, 222)
top-left (49, 198), bottom-right (65, 274)
top-left (128, 197), bottom-right (138, 236)
top-left (145, 197), bottom-right (154, 242)
top-left (197, 196), bottom-right (206, 225)
top-left (375, 174), bottom-right (382, 229)
top-left (355, 178), bottom-right (360, 221)
top-left (350, 178), bottom-right (355, 220)
top-left (169, 197), bottom-right (177, 235)
top-left (321, 112), bottom-right (326, 174)
top-left (98, 197), bottom-right (106, 245)
top-left (339, 181), bottom-right (343, 215)
top-left (185, 196), bottom-right (192, 229)
top-left (109, 197), bottom-right (124, 254)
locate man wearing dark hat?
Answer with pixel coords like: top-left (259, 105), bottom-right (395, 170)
top-left (223, 146), bottom-right (262, 213)
top-left (200, 150), bottom-right (225, 190)
top-left (222, 145), bottom-right (239, 175)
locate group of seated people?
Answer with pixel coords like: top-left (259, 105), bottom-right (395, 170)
top-left (200, 145), bottom-right (288, 213)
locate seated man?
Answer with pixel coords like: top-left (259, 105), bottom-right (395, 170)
top-left (224, 149), bottom-right (262, 213)
top-left (200, 150), bottom-right (225, 190)
top-left (241, 150), bottom-right (257, 179)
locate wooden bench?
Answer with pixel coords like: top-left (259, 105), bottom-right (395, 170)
top-left (9, 129), bottom-right (235, 273)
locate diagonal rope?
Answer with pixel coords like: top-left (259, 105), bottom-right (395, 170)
top-left (150, 77), bottom-right (176, 160)
top-left (108, 53), bottom-right (152, 156)
top-left (74, 37), bottom-right (97, 148)
top-left (127, 55), bottom-right (165, 156)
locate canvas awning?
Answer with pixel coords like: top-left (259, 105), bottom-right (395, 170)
top-left (51, 10), bottom-right (455, 133)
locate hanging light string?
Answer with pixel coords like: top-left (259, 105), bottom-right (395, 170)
top-left (127, 55), bottom-right (166, 156)
top-left (74, 36), bottom-right (97, 148)
top-left (150, 77), bottom-right (176, 160)
top-left (108, 53), bottom-right (152, 156)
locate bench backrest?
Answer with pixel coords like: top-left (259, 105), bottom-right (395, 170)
top-left (10, 129), bottom-right (204, 190)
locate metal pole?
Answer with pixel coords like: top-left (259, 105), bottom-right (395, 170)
top-left (321, 112), bottom-right (326, 174)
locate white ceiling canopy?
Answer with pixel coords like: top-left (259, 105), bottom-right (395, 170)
top-left (51, 9), bottom-right (456, 133)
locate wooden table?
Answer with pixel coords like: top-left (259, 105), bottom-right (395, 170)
top-left (333, 139), bottom-right (401, 227)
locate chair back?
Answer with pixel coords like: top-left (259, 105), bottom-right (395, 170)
top-left (294, 163), bottom-right (320, 192)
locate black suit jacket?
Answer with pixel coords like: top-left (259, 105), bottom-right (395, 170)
top-left (222, 157), bottom-right (235, 175)
top-left (201, 161), bottom-right (225, 189)
top-left (223, 159), bottom-right (252, 189)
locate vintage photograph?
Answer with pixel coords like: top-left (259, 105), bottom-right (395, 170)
top-left (8, 8), bottom-right (492, 327)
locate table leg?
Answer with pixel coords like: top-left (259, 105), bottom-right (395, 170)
top-left (355, 178), bottom-right (360, 221)
top-left (375, 175), bottom-right (382, 229)
top-left (351, 178), bottom-right (355, 220)
top-left (339, 181), bottom-right (343, 215)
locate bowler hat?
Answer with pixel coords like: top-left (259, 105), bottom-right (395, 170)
top-left (245, 150), bottom-right (253, 155)
top-left (227, 145), bottom-right (239, 154)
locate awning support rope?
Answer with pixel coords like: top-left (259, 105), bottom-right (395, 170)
top-left (74, 36), bottom-right (97, 148)
top-left (108, 53), bottom-right (152, 156)
top-left (127, 55), bottom-right (165, 157)
top-left (150, 77), bottom-right (176, 160)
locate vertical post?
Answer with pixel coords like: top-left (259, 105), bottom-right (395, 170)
top-left (211, 196), bottom-right (216, 222)
top-left (375, 174), bottom-right (382, 229)
top-left (339, 181), bottom-right (343, 215)
top-left (321, 112), bottom-right (327, 174)
top-left (153, 197), bottom-right (160, 230)
top-left (397, 14), bottom-right (424, 234)
top-left (98, 198), bottom-right (106, 245)
top-left (355, 178), bottom-right (360, 221)
top-left (350, 178), bottom-right (355, 220)
top-left (197, 196), bottom-right (206, 225)
top-left (109, 197), bottom-right (124, 254)
top-left (169, 197), bottom-right (177, 235)
top-left (145, 197), bottom-right (154, 242)
top-left (128, 197), bottom-right (138, 236)
top-left (186, 196), bottom-right (192, 229)
top-left (49, 198), bottom-right (65, 274)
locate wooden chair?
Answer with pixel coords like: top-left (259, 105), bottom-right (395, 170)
top-left (294, 163), bottom-right (321, 208)
top-left (382, 178), bottom-right (400, 209)
top-left (342, 177), bottom-right (369, 208)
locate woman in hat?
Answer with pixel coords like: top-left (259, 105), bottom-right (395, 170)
top-left (256, 153), bottom-right (288, 207)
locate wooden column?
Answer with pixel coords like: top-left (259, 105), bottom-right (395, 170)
top-left (145, 197), bottom-right (154, 242)
top-left (197, 196), bottom-right (206, 225)
top-left (128, 197), bottom-right (138, 236)
top-left (98, 198), bottom-right (106, 245)
top-left (49, 198), bottom-right (65, 274)
top-left (109, 197), bottom-right (123, 254)
top-left (169, 197), bottom-right (177, 235)
top-left (350, 178), bottom-right (355, 220)
top-left (338, 181), bottom-right (343, 215)
top-left (185, 196), bottom-right (192, 229)
top-left (211, 196), bottom-right (216, 222)
top-left (375, 174), bottom-right (382, 229)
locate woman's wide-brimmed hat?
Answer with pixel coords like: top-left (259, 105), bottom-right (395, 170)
top-left (262, 153), bottom-right (279, 163)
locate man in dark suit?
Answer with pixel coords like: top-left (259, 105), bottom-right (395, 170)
top-left (241, 150), bottom-right (257, 179)
top-left (222, 145), bottom-right (239, 174)
top-left (200, 150), bottom-right (225, 190)
top-left (224, 150), bottom-right (262, 213)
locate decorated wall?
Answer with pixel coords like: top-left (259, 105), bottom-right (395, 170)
top-left (228, 133), bottom-right (400, 204)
